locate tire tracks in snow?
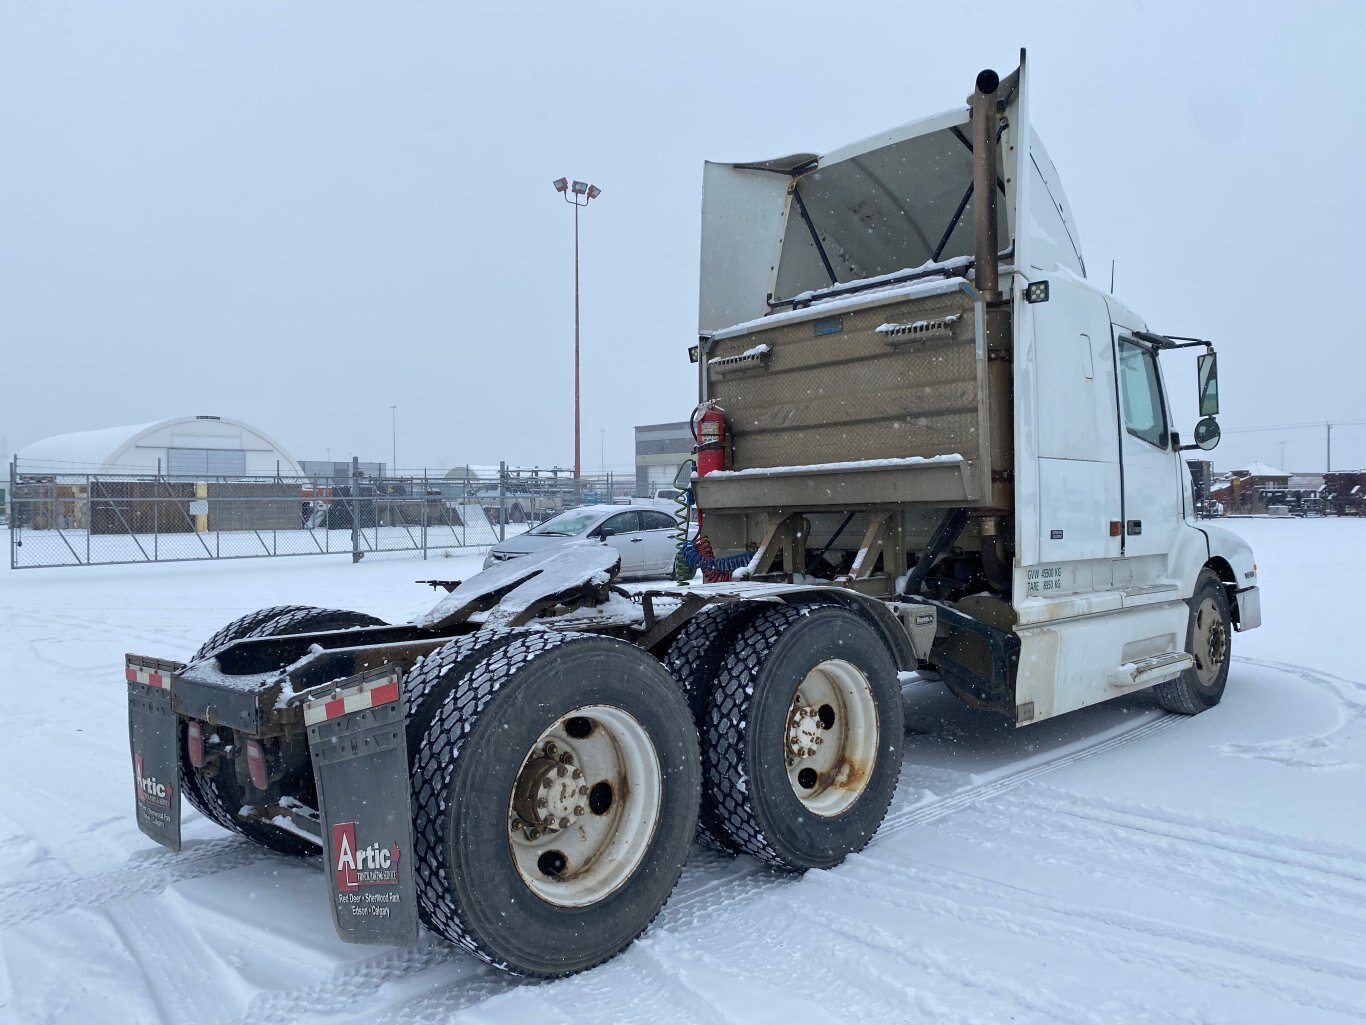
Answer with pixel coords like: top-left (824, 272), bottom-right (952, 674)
top-left (0, 836), bottom-right (272, 928)
top-left (954, 789), bottom-right (1366, 939)
top-left (819, 857), bottom-right (1366, 1020)
top-left (1013, 786), bottom-right (1366, 886)
top-left (234, 710), bottom-right (1184, 1023)
top-left (877, 712), bottom-right (1180, 840)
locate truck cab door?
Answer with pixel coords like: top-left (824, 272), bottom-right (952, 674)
top-left (1112, 329), bottom-right (1184, 579)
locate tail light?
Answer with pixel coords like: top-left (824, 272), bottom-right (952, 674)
top-left (246, 739), bottom-right (269, 790)
top-left (187, 722), bottom-right (205, 768)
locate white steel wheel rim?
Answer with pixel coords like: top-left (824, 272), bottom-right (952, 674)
top-left (784, 658), bottom-right (880, 817)
top-left (506, 704), bottom-right (662, 908)
top-left (1193, 596), bottom-right (1228, 686)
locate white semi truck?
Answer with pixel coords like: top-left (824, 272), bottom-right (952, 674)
top-left (125, 51), bottom-right (1259, 979)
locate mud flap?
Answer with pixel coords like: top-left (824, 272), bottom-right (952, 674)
top-left (305, 666), bottom-right (419, 947)
top-left (126, 656), bottom-right (186, 852)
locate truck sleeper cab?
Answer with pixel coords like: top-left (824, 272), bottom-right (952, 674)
top-left (689, 50), bottom-right (1260, 725)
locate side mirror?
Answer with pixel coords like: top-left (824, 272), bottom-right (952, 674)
top-left (595, 527), bottom-right (614, 539)
top-left (1197, 352), bottom-right (1219, 416)
top-left (1193, 416), bottom-right (1221, 451)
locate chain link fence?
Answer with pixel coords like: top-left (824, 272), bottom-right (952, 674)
top-left (7, 460), bottom-right (639, 569)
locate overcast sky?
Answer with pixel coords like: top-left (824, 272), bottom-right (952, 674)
top-left (3, 0), bottom-right (1364, 476)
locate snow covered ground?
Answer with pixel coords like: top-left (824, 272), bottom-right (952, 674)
top-left (1, 519), bottom-right (1364, 1024)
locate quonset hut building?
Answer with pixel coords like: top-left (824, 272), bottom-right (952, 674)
top-left (16, 415), bottom-right (304, 477)
top-left (12, 416), bottom-right (307, 538)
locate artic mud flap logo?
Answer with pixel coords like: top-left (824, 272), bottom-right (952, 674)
top-left (134, 753), bottom-right (174, 808)
top-left (332, 822), bottom-right (402, 918)
top-left (133, 752), bottom-right (176, 833)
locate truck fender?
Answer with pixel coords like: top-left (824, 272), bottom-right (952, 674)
top-left (779, 588), bottom-right (918, 673)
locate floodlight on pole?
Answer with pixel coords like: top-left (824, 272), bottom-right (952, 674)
top-left (552, 176), bottom-right (603, 488)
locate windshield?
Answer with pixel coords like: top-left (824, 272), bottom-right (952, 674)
top-left (527, 509), bottom-right (601, 537)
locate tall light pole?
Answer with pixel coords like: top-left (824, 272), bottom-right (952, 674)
top-left (390, 405), bottom-right (397, 477)
top-left (552, 177), bottom-right (602, 489)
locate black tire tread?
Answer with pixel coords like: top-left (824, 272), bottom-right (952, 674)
top-left (706, 604), bottom-right (810, 866)
top-left (663, 601), bottom-right (766, 851)
top-left (191, 605), bottom-right (316, 661)
top-left (410, 631), bottom-right (694, 977)
top-left (412, 631), bottom-right (577, 968)
top-left (1154, 569), bottom-right (1232, 715)
top-left (706, 604), bottom-right (902, 870)
top-left (400, 627), bottom-right (532, 754)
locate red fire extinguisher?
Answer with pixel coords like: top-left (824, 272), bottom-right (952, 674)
top-left (693, 401), bottom-right (729, 476)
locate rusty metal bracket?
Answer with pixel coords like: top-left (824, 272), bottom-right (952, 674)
top-left (834, 512), bottom-right (905, 592)
top-left (745, 512), bottom-right (809, 580)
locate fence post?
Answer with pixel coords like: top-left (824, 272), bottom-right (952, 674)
top-left (351, 456), bottom-right (362, 563)
top-left (498, 461), bottom-right (507, 543)
top-left (421, 469), bottom-right (428, 559)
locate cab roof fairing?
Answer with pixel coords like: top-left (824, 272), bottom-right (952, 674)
top-left (697, 60), bottom-right (1087, 338)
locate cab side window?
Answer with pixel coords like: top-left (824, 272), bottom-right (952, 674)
top-left (1118, 338), bottom-right (1169, 449)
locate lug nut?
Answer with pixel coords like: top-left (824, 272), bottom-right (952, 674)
top-left (574, 805), bottom-right (585, 815)
top-left (559, 752), bottom-right (573, 764)
top-left (572, 768), bottom-right (583, 779)
top-left (815, 737), bottom-right (824, 745)
top-left (578, 785), bottom-right (588, 795)
top-left (542, 777), bottom-right (553, 789)
top-left (559, 817), bottom-right (570, 828)
top-left (528, 828), bottom-right (540, 840)
top-left (557, 765), bottom-right (568, 777)
top-left (511, 819), bottom-right (524, 830)
top-left (537, 797), bottom-right (548, 808)
top-left (544, 742), bottom-right (558, 755)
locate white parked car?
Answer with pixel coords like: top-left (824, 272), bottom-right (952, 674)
top-left (483, 504), bottom-right (681, 580)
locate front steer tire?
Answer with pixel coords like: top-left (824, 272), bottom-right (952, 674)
top-left (1154, 569), bottom-right (1232, 714)
top-left (705, 604), bottom-right (903, 870)
top-left (411, 632), bottom-right (700, 977)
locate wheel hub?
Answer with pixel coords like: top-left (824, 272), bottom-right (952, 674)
top-left (783, 659), bottom-right (879, 818)
top-left (511, 748), bottom-right (586, 836)
top-left (1206, 620), bottom-right (1228, 668)
top-left (786, 705), bottom-right (823, 759)
top-left (506, 706), bottom-right (662, 908)
top-left (1193, 596), bottom-right (1230, 683)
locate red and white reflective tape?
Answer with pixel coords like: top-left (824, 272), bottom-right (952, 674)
top-left (304, 673), bottom-right (400, 727)
top-left (126, 663), bottom-right (170, 689)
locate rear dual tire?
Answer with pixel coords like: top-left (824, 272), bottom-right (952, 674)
top-left (410, 632), bottom-right (700, 977)
top-left (703, 605), bottom-right (904, 870)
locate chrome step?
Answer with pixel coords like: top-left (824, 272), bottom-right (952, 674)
top-left (1108, 651), bottom-right (1194, 690)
